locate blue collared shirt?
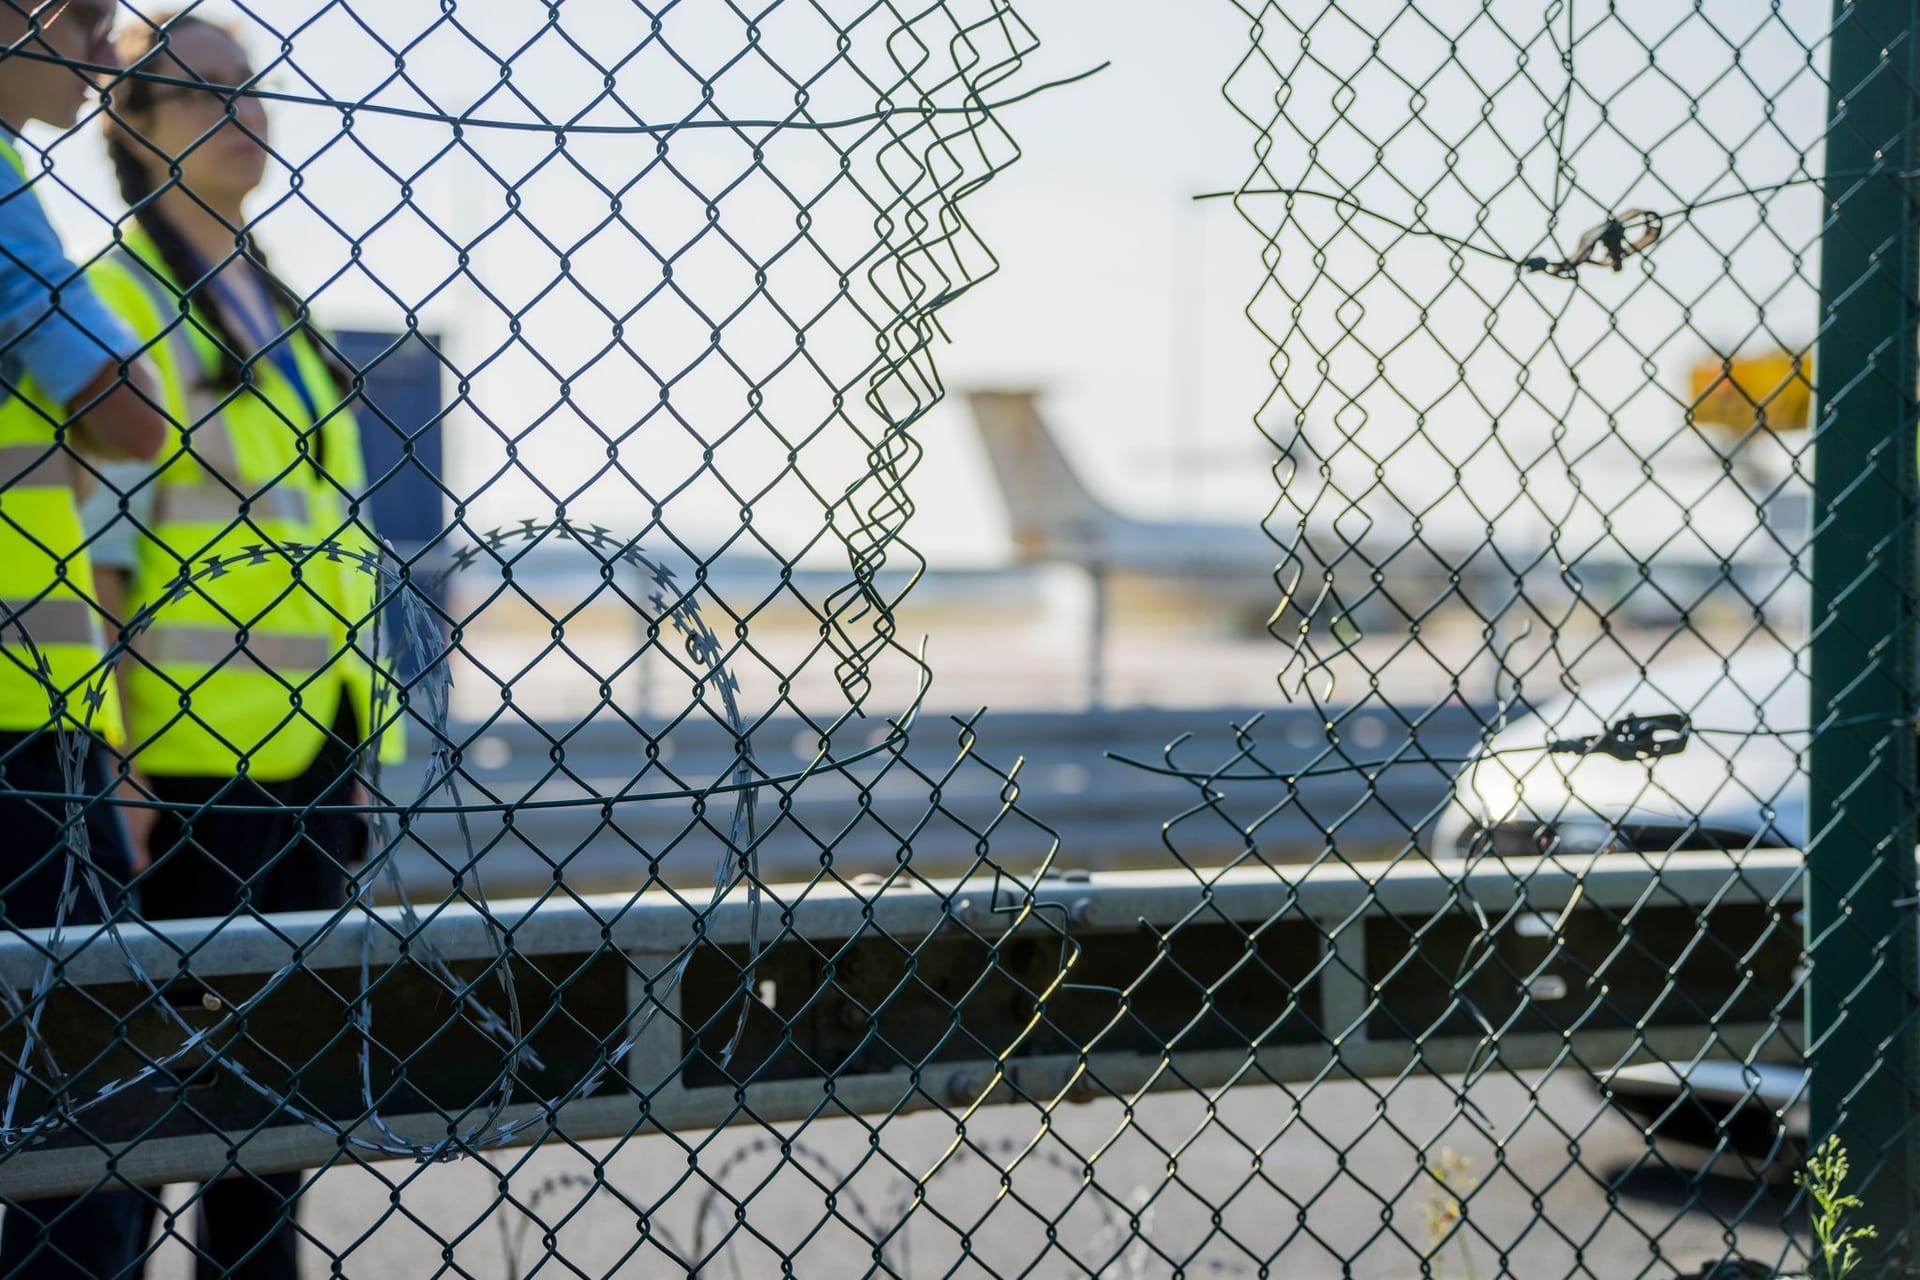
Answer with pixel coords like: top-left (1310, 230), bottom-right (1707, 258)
top-left (0, 132), bottom-right (136, 406)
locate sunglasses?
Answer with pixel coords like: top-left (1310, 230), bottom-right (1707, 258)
top-left (146, 80), bottom-right (259, 112)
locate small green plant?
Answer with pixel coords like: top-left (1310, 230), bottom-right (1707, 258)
top-left (1421, 1147), bottom-right (1478, 1280)
top-left (1797, 1136), bottom-right (1878, 1280)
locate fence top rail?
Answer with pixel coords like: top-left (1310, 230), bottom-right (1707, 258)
top-left (0, 849), bottom-right (1805, 987)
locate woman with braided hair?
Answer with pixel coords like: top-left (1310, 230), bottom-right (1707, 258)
top-left (81, 12), bottom-right (399, 1277)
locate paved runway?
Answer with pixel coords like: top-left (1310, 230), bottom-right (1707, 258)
top-left (367, 702), bottom-right (1494, 900)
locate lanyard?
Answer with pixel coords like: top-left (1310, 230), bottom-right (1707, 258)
top-left (173, 238), bottom-right (329, 434)
top-left (200, 268), bottom-right (325, 430)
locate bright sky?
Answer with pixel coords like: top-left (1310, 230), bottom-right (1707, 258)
top-left (27, 0), bottom-right (1831, 569)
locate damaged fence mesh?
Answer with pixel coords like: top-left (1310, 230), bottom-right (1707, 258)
top-left (0, 0), bottom-right (1913, 1277)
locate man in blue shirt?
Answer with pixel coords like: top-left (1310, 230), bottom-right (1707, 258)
top-left (0, 1), bottom-right (160, 453)
top-left (0, 3), bottom-right (169, 1278)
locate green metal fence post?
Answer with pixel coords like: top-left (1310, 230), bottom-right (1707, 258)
top-left (1810, 0), bottom-right (1920, 1258)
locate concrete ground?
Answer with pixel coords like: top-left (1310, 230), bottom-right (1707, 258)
top-left (138, 1073), bottom-right (1802, 1279)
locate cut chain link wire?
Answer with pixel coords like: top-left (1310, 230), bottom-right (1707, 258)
top-left (0, 0), bottom-right (1910, 1274)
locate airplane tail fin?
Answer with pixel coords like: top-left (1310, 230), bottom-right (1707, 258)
top-left (963, 389), bottom-right (1115, 560)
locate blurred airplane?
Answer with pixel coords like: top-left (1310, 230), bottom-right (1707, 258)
top-left (960, 388), bottom-right (1528, 636)
top-left (963, 388), bottom-right (1302, 628)
top-left (964, 388), bottom-right (1283, 575)
top-left (960, 388), bottom-right (1803, 637)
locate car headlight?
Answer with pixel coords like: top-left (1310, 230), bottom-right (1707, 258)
top-left (1460, 819), bottom-right (1620, 859)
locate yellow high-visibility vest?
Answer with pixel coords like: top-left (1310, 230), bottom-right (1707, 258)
top-left (105, 229), bottom-right (398, 779)
top-left (0, 138), bottom-right (121, 743)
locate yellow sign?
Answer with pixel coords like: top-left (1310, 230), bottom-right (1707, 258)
top-left (1688, 349), bottom-right (1812, 433)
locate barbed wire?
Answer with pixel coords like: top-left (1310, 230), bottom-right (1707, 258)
top-left (0, 521), bottom-right (784, 1156)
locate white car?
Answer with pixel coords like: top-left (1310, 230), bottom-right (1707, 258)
top-left (1432, 649), bottom-right (1805, 860)
top-left (1432, 649), bottom-right (1810, 1162)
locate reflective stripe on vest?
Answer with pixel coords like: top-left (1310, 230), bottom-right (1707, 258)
top-left (0, 596), bottom-right (97, 648)
top-left (153, 379), bottom-right (310, 530)
top-left (137, 626), bottom-right (331, 671)
top-left (0, 593), bottom-right (110, 723)
top-left (158, 483), bottom-right (308, 525)
top-left (0, 444), bottom-right (76, 490)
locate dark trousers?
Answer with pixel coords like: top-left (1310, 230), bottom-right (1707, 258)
top-left (0, 730), bottom-right (134, 928)
top-left (137, 743), bottom-right (358, 1280)
top-left (0, 731), bottom-right (144, 1279)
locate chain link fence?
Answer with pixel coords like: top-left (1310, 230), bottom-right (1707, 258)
top-left (0, 0), bottom-right (1909, 1276)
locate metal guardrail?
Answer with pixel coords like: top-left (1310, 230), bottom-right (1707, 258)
top-left (0, 850), bottom-right (1803, 1198)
